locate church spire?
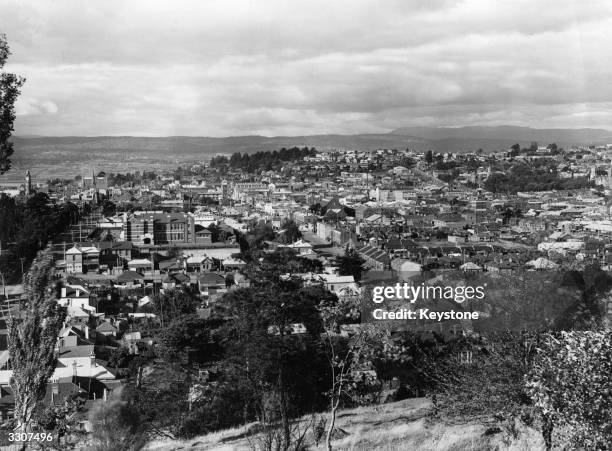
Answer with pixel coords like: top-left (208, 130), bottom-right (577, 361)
top-left (25, 170), bottom-right (32, 196)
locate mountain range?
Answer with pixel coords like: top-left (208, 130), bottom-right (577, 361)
top-left (8, 126), bottom-right (612, 178)
top-left (13, 126), bottom-right (612, 157)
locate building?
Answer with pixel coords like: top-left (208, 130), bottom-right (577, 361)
top-left (123, 212), bottom-right (196, 245)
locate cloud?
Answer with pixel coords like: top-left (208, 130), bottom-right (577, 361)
top-left (16, 98), bottom-right (58, 116)
top-left (2, 0), bottom-right (612, 135)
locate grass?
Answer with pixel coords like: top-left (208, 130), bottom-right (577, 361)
top-left (143, 398), bottom-right (545, 451)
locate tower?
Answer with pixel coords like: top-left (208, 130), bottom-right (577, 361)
top-left (25, 170), bottom-right (32, 196)
top-left (92, 169), bottom-right (99, 205)
top-left (221, 179), bottom-right (228, 202)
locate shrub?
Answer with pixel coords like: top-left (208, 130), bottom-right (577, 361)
top-left (526, 331), bottom-right (612, 450)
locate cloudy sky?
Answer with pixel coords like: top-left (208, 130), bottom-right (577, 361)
top-left (2, 0), bottom-right (612, 136)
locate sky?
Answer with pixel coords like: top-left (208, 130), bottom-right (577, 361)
top-left (2, 0), bottom-right (612, 137)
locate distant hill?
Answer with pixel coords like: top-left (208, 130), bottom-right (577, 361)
top-left (391, 125), bottom-right (612, 146)
top-left (9, 126), bottom-right (612, 178)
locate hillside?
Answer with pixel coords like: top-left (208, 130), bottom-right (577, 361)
top-left (391, 125), bottom-right (612, 145)
top-left (143, 398), bottom-right (545, 451)
top-left (9, 125), bottom-right (612, 179)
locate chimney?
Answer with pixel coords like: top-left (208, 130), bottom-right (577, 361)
top-left (89, 350), bottom-right (96, 368)
top-left (51, 378), bottom-right (59, 404)
top-left (84, 325), bottom-right (89, 340)
top-left (61, 287), bottom-right (67, 298)
top-left (103, 388), bottom-right (108, 402)
top-left (72, 361), bottom-right (77, 376)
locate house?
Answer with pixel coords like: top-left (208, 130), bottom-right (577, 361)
top-left (96, 321), bottom-right (119, 337)
top-left (127, 258), bottom-right (153, 272)
top-left (65, 246), bottom-right (83, 273)
top-left (58, 285), bottom-right (94, 312)
top-left (278, 239), bottom-right (314, 255)
top-left (221, 257), bottom-right (247, 270)
top-left (193, 225), bottom-right (213, 244)
top-left (197, 273), bottom-right (228, 301)
top-left (184, 255), bottom-right (213, 273)
top-left (115, 271), bottom-right (144, 288)
top-left (358, 245), bottom-right (391, 271)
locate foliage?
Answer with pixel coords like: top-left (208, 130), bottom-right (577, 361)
top-left (228, 147), bottom-right (316, 171)
top-left (150, 288), bottom-right (199, 324)
top-left (247, 220), bottom-right (277, 250)
top-left (89, 387), bottom-right (145, 451)
top-left (0, 34), bottom-right (25, 174)
top-left (426, 332), bottom-right (536, 421)
top-left (100, 199), bottom-right (116, 217)
top-left (34, 393), bottom-right (85, 447)
top-left (155, 315), bottom-right (223, 364)
top-left (0, 193), bottom-right (81, 283)
top-left (526, 331), bottom-right (612, 450)
top-left (484, 161), bottom-right (594, 193)
top-left (424, 150), bottom-right (433, 165)
top-left (335, 247), bottom-right (365, 282)
top-left (108, 346), bottom-right (132, 369)
top-left (318, 292), bottom-right (382, 451)
top-left (219, 282), bottom-right (331, 447)
top-left (278, 219), bottom-right (302, 244)
top-left (8, 253), bottom-right (67, 433)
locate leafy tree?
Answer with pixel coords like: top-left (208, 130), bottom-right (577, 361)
top-left (220, 282), bottom-right (329, 448)
top-left (155, 316), bottom-right (223, 364)
top-left (309, 203), bottom-right (323, 215)
top-left (8, 253), bottom-right (66, 435)
top-left (101, 199), bottom-right (116, 217)
top-left (278, 219), bottom-right (302, 244)
top-left (0, 34), bottom-right (25, 174)
top-left (335, 247), bottom-right (366, 282)
top-left (425, 150), bottom-right (434, 166)
top-left (108, 346), bottom-right (132, 369)
top-left (247, 220), bottom-right (277, 249)
top-left (509, 143), bottom-right (521, 157)
top-left (35, 393), bottom-right (85, 448)
top-left (150, 288), bottom-right (198, 325)
top-left (89, 387), bottom-right (144, 451)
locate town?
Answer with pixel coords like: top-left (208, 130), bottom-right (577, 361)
top-left (2, 141), bottom-right (612, 446)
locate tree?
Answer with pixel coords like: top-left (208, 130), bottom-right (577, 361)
top-left (510, 143), bottom-right (520, 157)
top-left (101, 199), bottom-right (116, 217)
top-left (35, 393), bottom-right (85, 448)
top-left (336, 247), bottom-right (365, 282)
top-left (278, 220), bottom-right (302, 244)
top-left (318, 294), bottom-right (379, 451)
top-left (425, 150), bottom-right (434, 166)
top-left (150, 288), bottom-right (198, 325)
top-left (155, 316), bottom-right (223, 364)
top-left (220, 282), bottom-right (329, 449)
top-left (0, 34), bottom-right (25, 174)
top-left (8, 253), bottom-right (66, 438)
top-left (89, 387), bottom-right (144, 451)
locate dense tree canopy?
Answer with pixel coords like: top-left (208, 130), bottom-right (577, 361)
top-left (0, 34), bottom-right (24, 174)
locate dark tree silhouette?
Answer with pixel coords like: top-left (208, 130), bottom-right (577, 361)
top-left (0, 34), bottom-right (25, 174)
top-left (8, 252), bottom-right (66, 437)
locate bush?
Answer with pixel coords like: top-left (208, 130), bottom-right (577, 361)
top-left (526, 331), bottom-right (612, 450)
top-left (88, 387), bottom-right (144, 451)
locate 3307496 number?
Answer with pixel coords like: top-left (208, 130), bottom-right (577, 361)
top-left (8, 432), bottom-right (53, 441)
